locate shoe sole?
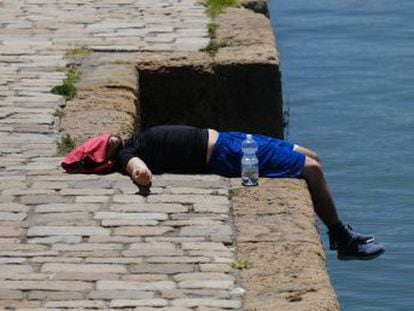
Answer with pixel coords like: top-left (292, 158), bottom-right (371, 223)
top-left (330, 237), bottom-right (375, 251)
top-left (337, 248), bottom-right (385, 261)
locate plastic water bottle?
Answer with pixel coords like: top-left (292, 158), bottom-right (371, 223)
top-left (241, 134), bottom-right (259, 187)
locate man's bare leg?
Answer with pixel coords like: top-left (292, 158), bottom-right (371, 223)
top-left (293, 148), bottom-right (384, 259)
top-left (300, 156), bottom-right (340, 227)
top-left (293, 145), bottom-right (339, 226)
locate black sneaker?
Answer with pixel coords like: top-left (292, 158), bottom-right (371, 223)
top-left (329, 224), bottom-right (375, 250)
top-left (337, 239), bottom-right (385, 260)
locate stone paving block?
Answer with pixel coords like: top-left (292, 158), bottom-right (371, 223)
top-left (44, 300), bottom-right (108, 308)
top-left (0, 258), bottom-right (27, 264)
top-left (27, 236), bottom-right (82, 244)
top-left (146, 256), bottom-right (211, 264)
top-left (110, 299), bottom-right (169, 308)
top-left (51, 243), bottom-right (124, 252)
top-left (110, 203), bottom-right (188, 213)
top-left (97, 280), bottom-right (176, 291)
top-left (49, 272), bottom-right (119, 281)
top-left (188, 251), bottom-right (234, 259)
top-left (0, 300), bottom-right (42, 309)
top-left (172, 298), bottom-right (241, 309)
top-left (0, 203), bottom-right (29, 212)
top-left (168, 187), bottom-right (228, 195)
top-left (60, 188), bottom-right (115, 196)
top-left (71, 179), bottom-right (112, 189)
top-left (87, 235), bottom-right (143, 244)
top-left (182, 242), bottom-right (229, 251)
top-left (1, 273), bottom-right (49, 281)
top-left (102, 219), bottom-right (159, 226)
top-left (27, 290), bottom-right (84, 301)
top-left (162, 219), bottom-right (225, 227)
top-left (0, 212), bottom-right (27, 221)
top-left (178, 280), bottom-right (234, 290)
top-left (0, 281), bottom-right (93, 291)
top-left (112, 195), bottom-right (146, 204)
top-left (161, 289), bottom-right (230, 300)
top-left (0, 251), bottom-right (59, 257)
top-left (0, 264), bottom-right (33, 277)
top-left (0, 289), bottom-right (24, 300)
top-left (113, 226), bottom-right (174, 236)
top-left (0, 181), bottom-right (27, 191)
top-left (130, 264), bottom-right (195, 275)
top-left (29, 257), bottom-right (83, 264)
top-left (145, 237), bottom-right (206, 243)
top-left (121, 274), bottom-right (168, 282)
top-left (27, 226), bottom-right (110, 237)
top-left (59, 250), bottom-right (121, 258)
top-left (84, 258), bottom-right (143, 266)
top-left (200, 264), bottom-right (232, 273)
top-left (94, 212), bottom-right (168, 221)
top-left (3, 189), bottom-right (55, 196)
top-left (123, 242), bottom-right (184, 257)
top-left (20, 195), bottom-right (73, 205)
top-left (0, 238), bottom-right (20, 244)
top-left (193, 203), bottom-right (230, 214)
top-left (89, 290), bottom-right (154, 300)
top-left (41, 263), bottom-right (126, 274)
top-left (179, 225), bottom-right (232, 239)
top-left (30, 212), bottom-right (94, 226)
top-left (0, 244), bottom-right (48, 252)
top-left (30, 182), bottom-right (69, 190)
top-left (147, 194), bottom-right (229, 205)
top-left (75, 195), bottom-right (109, 203)
top-left (34, 203), bottom-right (101, 213)
top-left (174, 273), bottom-right (234, 283)
top-left (0, 226), bottom-right (24, 237)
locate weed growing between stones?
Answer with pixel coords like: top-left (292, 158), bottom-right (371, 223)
top-left (231, 259), bottom-right (253, 269)
top-left (208, 22), bottom-right (218, 38)
top-left (65, 45), bottom-right (92, 58)
top-left (202, 22), bottom-right (226, 55)
top-left (227, 188), bottom-right (235, 199)
top-left (50, 67), bottom-right (80, 100)
top-left (203, 0), bottom-right (239, 18)
top-left (201, 41), bottom-right (226, 56)
top-left (201, 1), bottom-right (237, 55)
top-left (57, 133), bottom-right (76, 156)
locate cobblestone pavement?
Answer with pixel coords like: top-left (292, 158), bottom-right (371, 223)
top-left (0, 1), bottom-right (241, 310)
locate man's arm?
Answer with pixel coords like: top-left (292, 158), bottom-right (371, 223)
top-left (126, 157), bottom-right (152, 186)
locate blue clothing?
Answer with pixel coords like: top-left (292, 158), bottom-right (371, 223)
top-left (207, 132), bottom-right (305, 178)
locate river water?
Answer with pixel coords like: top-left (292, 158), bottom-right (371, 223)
top-left (269, 1), bottom-right (414, 310)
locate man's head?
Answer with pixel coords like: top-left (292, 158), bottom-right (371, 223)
top-left (106, 135), bottom-right (123, 160)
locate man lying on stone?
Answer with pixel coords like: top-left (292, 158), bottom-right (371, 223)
top-left (64, 125), bottom-right (385, 261)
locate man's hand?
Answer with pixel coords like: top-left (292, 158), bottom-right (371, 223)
top-left (126, 157), bottom-right (152, 187)
top-left (131, 166), bottom-right (152, 186)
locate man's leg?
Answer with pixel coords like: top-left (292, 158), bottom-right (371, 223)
top-left (295, 150), bottom-right (384, 260)
top-left (300, 155), bottom-right (340, 227)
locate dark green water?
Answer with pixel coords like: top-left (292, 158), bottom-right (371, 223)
top-left (269, 1), bottom-right (414, 310)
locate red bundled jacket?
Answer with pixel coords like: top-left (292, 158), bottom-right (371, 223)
top-left (61, 134), bottom-right (117, 174)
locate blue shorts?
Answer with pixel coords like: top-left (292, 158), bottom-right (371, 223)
top-left (207, 132), bottom-right (305, 178)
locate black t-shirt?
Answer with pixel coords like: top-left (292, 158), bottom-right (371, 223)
top-left (117, 125), bottom-right (209, 174)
